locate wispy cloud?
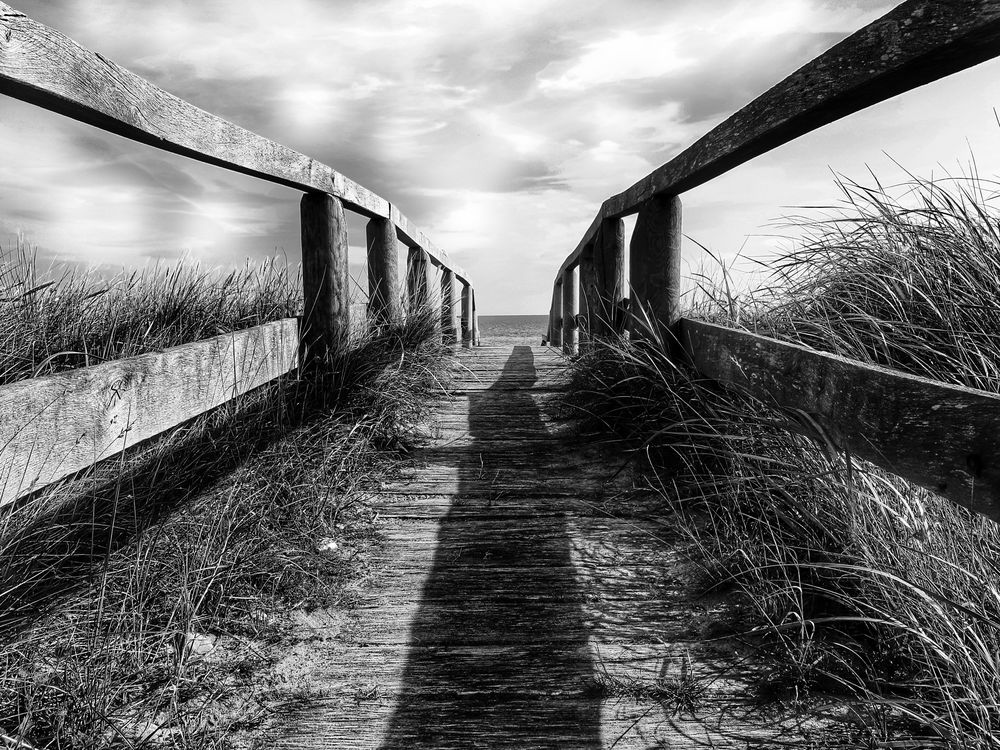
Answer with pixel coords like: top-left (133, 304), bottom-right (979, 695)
top-left (7, 0), bottom-right (1000, 313)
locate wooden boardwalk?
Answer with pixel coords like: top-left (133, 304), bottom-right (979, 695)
top-left (265, 345), bottom-right (816, 748)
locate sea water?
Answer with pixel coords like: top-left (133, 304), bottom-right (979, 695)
top-left (476, 315), bottom-right (550, 346)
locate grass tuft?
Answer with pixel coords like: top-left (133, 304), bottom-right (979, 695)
top-left (0, 247), bottom-right (451, 748)
top-left (570, 169), bottom-right (1000, 747)
top-left (0, 241), bottom-right (299, 385)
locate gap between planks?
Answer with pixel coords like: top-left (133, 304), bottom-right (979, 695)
top-left (262, 345), bottom-right (826, 749)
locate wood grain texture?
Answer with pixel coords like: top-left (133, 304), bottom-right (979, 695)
top-left (583, 218), bottom-right (626, 339)
top-left (681, 318), bottom-right (1000, 520)
top-left (555, 212), bottom-right (601, 279)
top-left (441, 269), bottom-right (459, 344)
top-left (555, 1), bottom-right (1000, 276)
top-left (0, 4), bottom-right (471, 289)
top-left (301, 193), bottom-right (349, 359)
top-left (561, 267), bottom-right (577, 356)
top-left (405, 247), bottom-right (427, 314)
top-left (0, 4), bottom-right (383, 216)
top-left (262, 345), bottom-right (826, 748)
top-left (471, 288), bottom-right (480, 346)
top-left (547, 281), bottom-right (563, 347)
top-left (416, 250), bottom-right (444, 337)
top-left (578, 241), bottom-right (596, 347)
top-left (460, 283), bottom-right (473, 348)
top-left (0, 319), bottom-right (298, 507)
top-left (366, 217), bottom-right (402, 326)
top-left (389, 206), bottom-right (469, 285)
top-left (605, 0), bottom-right (1000, 216)
top-left (630, 194), bottom-right (681, 339)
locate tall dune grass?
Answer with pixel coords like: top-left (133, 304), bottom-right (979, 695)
top-left (571, 171), bottom-right (1000, 747)
top-left (697, 171), bottom-right (1000, 391)
top-left (0, 241), bottom-right (300, 385)
top-left (0, 244), bottom-right (450, 748)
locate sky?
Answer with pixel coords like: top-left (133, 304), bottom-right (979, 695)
top-left (4, 0), bottom-right (1000, 313)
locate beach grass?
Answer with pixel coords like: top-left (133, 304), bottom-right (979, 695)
top-left (0, 246), bottom-right (450, 747)
top-left (569, 169), bottom-right (1000, 747)
top-left (0, 240), bottom-right (300, 386)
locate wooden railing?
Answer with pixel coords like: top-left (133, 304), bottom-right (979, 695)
top-left (0, 3), bottom-right (477, 507)
top-left (545, 0), bottom-right (1000, 522)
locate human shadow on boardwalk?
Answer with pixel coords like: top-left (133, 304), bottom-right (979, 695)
top-left (379, 346), bottom-right (601, 749)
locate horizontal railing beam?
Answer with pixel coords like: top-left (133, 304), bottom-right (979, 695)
top-left (0, 3), bottom-right (472, 289)
top-left (556, 214), bottom-right (601, 279)
top-left (681, 318), bottom-right (1000, 521)
top-left (0, 4), bottom-right (383, 217)
top-left (389, 206), bottom-right (469, 284)
top-left (555, 0), bottom-right (1000, 279)
top-left (608, 0), bottom-right (1000, 216)
top-left (0, 318), bottom-right (300, 508)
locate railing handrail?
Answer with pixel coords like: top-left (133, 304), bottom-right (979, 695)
top-left (545, 0), bottom-right (1000, 522)
top-left (0, 3), bottom-right (481, 507)
top-left (682, 319), bottom-right (1000, 521)
top-left (553, 0), bottom-right (1000, 280)
top-left (0, 319), bottom-right (299, 507)
top-left (0, 1), bottom-right (469, 286)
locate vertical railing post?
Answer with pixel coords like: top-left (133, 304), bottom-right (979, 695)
top-left (593, 217), bottom-right (626, 337)
top-left (549, 281), bottom-right (563, 348)
top-left (366, 216), bottom-right (402, 326)
top-left (561, 267), bottom-right (577, 356)
top-left (300, 192), bottom-right (349, 362)
top-left (408, 248), bottom-right (442, 338)
top-left (472, 288), bottom-right (480, 346)
top-left (426, 255), bottom-right (443, 339)
top-left (630, 194), bottom-right (682, 345)
top-left (450, 274), bottom-right (462, 345)
top-left (441, 268), bottom-right (459, 345)
top-left (405, 246), bottom-right (425, 313)
top-left (461, 282), bottom-right (473, 348)
top-left (578, 242), bottom-right (595, 350)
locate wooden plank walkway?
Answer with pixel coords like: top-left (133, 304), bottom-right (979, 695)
top-left (264, 345), bottom-right (820, 748)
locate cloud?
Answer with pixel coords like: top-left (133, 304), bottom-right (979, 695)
top-left (537, 29), bottom-right (695, 93)
top-left (8, 0), bottom-right (1000, 316)
top-left (0, 98), bottom-right (298, 268)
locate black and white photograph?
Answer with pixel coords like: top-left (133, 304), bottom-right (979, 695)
top-left (3, 1), bottom-right (1000, 747)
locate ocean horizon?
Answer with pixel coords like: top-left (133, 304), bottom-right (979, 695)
top-left (477, 314), bottom-right (549, 345)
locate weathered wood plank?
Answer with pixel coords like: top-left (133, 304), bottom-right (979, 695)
top-left (0, 4), bottom-right (383, 216)
top-left (270, 698), bottom-right (812, 750)
top-left (681, 318), bottom-right (1000, 520)
top-left (606, 1), bottom-right (1000, 216)
top-left (260, 345), bottom-right (825, 747)
top-left (0, 319), bottom-right (298, 507)
top-left (0, 4), bottom-right (472, 291)
top-left (363, 493), bottom-right (632, 520)
top-left (555, 212), bottom-right (601, 281)
top-left (389, 206), bottom-right (468, 285)
top-left (556, 0), bottom-right (1000, 276)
